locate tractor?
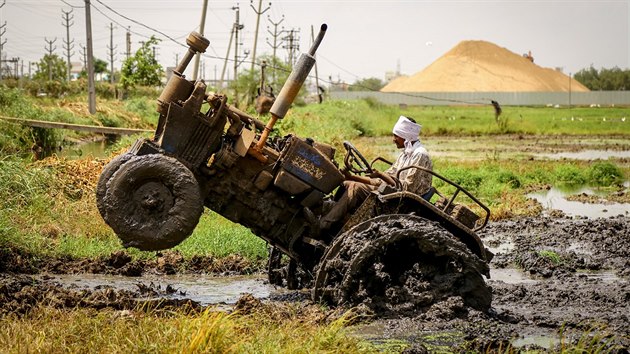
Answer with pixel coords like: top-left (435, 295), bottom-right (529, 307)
top-left (96, 25), bottom-right (493, 313)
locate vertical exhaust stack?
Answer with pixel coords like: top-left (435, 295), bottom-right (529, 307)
top-left (157, 32), bottom-right (210, 113)
top-left (251, 24), bottom-right (328, 161)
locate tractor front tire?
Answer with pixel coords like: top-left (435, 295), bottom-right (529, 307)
top-left (99, 154), bottom-right (203, 251)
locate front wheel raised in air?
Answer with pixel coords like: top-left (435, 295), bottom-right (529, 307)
top-left (98, 154), bottom-right (204, 251)
top-left (313, 215), bottom-right (491, 314)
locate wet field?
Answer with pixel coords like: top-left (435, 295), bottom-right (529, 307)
top-left (2, 133), bottom-right (629, 352)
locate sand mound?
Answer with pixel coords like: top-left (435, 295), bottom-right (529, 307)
top-left (381, 40), bottom-right (589, 92)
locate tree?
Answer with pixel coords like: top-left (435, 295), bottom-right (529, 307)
top-left (349, 77), bottom-right (385, 92)
top-left (120, 36), bottom-right (163, 88)
top-left (94, 58), bottom-right (108, 76)
top-left (574, 65), bottom-right (630, 91)
top-left (33, 54), bottom-right (67, 81)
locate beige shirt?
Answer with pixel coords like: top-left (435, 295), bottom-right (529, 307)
top-left (386, 141), bottom-right (433, 196)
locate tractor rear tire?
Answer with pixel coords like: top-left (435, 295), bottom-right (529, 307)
top-left (99, 154), bottom-right (203, 251)
top-left (313, 214), bottom-right (492, 313)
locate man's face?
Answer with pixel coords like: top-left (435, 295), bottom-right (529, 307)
top-left (393, 135), bottom-right (405, 149)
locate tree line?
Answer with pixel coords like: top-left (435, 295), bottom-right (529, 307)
top-left (573, 66), bottom-right (629, 91)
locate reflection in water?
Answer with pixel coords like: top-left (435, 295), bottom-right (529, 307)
top-left (528, 186), bottom-right (629, 218)
top-left (60, 140), bottom-right (112, 159)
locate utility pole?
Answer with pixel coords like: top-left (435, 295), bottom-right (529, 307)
top-left (249, 0), bottom-right (271, 72)
top-left (283, 29), bottom-right (299, 67)
top-left (0, 0), bottom-right (6, 82)
top-left (192, 0), bottom-right (208, 80)
top-left (266, 15), bottom-right (284, 60)
top-left (79, 44), bottom-right (87, 70)
top-left (233, 5), bottom-right (242, 85)
top-left (218, 23), bottom-right (235, 90)
top-left (84, 0), bottom-right (96, 114)
top-left (266, 15), bottom-right (284, 85)
top-left (125, 27), bottom-right (131, 60)
top-left (107, 23), bottom-right (116, 84)
top-left (44, 37), bottom-right (57, 81)
top-left (62, 9), bottom-right (74, 81)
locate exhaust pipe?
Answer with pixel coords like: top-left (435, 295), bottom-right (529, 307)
top-left (251, 24), bottom-right (327, 160)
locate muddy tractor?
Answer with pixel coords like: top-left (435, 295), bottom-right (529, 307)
top-left (96, 25), bottom-right (494, 312)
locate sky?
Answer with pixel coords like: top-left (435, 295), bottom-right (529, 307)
top-left (0, 0), bottom-right (628, 86)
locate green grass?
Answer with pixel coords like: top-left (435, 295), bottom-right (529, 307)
top-left (177, 212), bottom-right (267, 260)
top-left (0, 306), bottom-right (377, 353)
top-left (282, 99), bottom-right (629, 141)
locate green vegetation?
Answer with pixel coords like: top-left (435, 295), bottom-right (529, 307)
top-left (0, 306), bottom-right (377, 353)
top-left (0, 90), bottom-right (627, 262)
top-left (120, 36), bottom-right (164, 89)
top-left (281, 99), bottom-right (629, 142)
top-left (574, 65), bottom-right (630, 91)
top-left (538, 250), bottom-right (563, 265)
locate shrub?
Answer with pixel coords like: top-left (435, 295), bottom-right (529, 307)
top-left (587, 162), bottom-right (624, 186)
top-left (496, 170), bottom-right (521, 188)
top-left (553, 164), bottom-right (587, 185)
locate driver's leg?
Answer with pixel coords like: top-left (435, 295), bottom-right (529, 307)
top-left (320, 181), bottom-right (373, 230)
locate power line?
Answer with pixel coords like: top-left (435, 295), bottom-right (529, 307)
top-left (93, 0), bottom-right (184, 47)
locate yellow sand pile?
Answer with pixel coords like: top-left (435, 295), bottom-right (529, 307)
top-left (381, 40), bottom-right (589, 92)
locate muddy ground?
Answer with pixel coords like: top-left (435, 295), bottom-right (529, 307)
top-left (1, 215), bottom-right (628, 352)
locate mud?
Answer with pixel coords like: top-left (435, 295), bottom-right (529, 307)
top-left (351, 215), bottom-right (630, 351)
top-left (1, 215), bottom-right (629, 351)
top-left (0, 249), bottom-right (262, 276)
top-left (314, 215), bottom-right (491, 315)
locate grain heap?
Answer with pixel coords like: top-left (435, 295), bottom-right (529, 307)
top-left (381, 40), bottom-right (588, 92)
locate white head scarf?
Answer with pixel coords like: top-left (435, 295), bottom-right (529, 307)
top-left (392, 115), bottom-right (422, 152)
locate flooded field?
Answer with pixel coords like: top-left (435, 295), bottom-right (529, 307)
top-left (528, 185), bottom-right (629, 218)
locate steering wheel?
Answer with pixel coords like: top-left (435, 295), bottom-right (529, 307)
top-left (343, 141), bottom-right (373, 175)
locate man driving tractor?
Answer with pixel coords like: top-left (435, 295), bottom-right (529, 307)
top-left (320, 115), bottom-right (433, 231)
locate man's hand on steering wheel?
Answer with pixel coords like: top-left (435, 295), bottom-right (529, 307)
top-left (342, 141), bottom-right (373, 175)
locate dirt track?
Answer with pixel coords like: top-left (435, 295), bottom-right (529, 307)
top-left (1, 215), bottom-right (628, 351)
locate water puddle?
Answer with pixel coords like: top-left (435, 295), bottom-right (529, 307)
top-left (59, 139), bottom-right (113, 159)
top-left (40, 274), bottom-right (276, 305)
top-left (512, 334), bottom-right (559, 349)
top-left (537, 150), bottom-right (630, 160)
top-left (483, 236), bottom-right (516, 255)
top-left (528, 186), bottom-right (629, 218)
top-left (489, 268), bottom-right (537, 284)
top-left (576, 270), bottom-right (626, 283)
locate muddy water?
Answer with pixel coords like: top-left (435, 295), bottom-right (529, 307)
top-left (40, 274), bottom-right (277, 306)
top-left (59, 139), bottom-right (112, 159)
top-left (528, 186), bottom-right (629, 218)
